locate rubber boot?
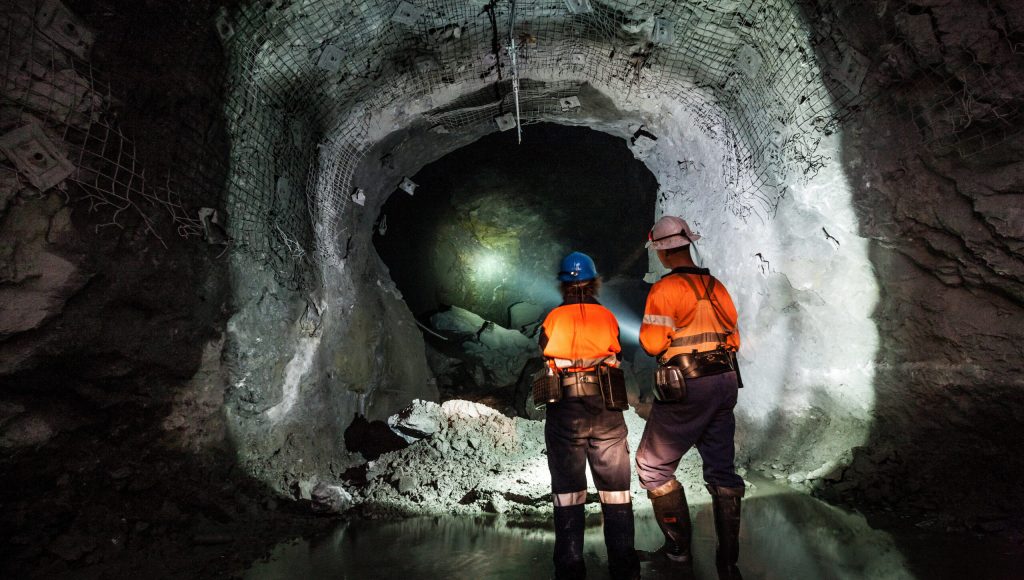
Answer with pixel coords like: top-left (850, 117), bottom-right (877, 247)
top-left (648, 483), bottom-right (692, 563)
top-left (707, 484), bottom-right (744, 580)
top-left (601, 503), bottom-right (640, 580)
top-left (553, 504), bottom-right (586, 580)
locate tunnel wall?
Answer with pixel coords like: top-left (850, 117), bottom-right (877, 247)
top-left (0, 2), bottom-right (267, 575)
top-left (806, 0), bottom-right (1024, 519)
top-left (1, 0), bottom-right (232, 456)
top-left (219, 0), bottom-right (1024, 517)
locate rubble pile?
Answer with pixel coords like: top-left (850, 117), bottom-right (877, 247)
top-left (356, 399), bottom-right (550, 516)
top-left (342, 399), bottom-right (715, 518)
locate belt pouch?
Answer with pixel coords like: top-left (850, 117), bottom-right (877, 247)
top-left (532, 368), bottom-right (561, 409)
top-left (677, 350), bottom-right (733, 380)
top-left (597, 366), bottom-right (628, 411)
top-left (729, 350), bottom-right (744, 389)
top-left (654, 365), bottom-right (686, 401)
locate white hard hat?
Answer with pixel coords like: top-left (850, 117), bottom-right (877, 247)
top-left (646, 215), bottom-right (701, 250)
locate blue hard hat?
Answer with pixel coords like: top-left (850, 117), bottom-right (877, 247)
top-left (558, 251), bottom-right (598, 282)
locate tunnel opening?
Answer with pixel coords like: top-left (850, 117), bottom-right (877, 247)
top-left (372, 123), bottom-right (658, 412)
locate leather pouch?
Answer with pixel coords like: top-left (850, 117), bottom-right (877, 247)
top-left (597, 365), bottom-right (628, 411)
top-left (654, 365), bottom-right (686, 401)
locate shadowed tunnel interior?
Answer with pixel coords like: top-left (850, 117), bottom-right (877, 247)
top-left (1, 0), bottom-right (1023, 578)
top-left (375, 123), bottom-right (656, 326)
top-left (373, 123), bottom-right (656, 411)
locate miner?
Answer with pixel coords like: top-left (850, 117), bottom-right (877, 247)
top-left (635, 216), bottom-right (745, 579)
top-left (536, 251), bottom-right (640, 580)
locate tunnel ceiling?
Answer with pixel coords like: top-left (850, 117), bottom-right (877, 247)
top-left (220, 0), bottom-right (867, 277)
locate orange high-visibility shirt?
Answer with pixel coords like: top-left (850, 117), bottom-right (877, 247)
top-left (540, 301), bottom-right (621, 371)
top-left (640, 268), bottom-right (740, 361)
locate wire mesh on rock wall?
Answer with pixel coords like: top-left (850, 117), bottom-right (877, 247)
top-left (1, 0), bottom-right (207, 247)
top-left (5, 0), bottom-right (1021, 290)
top-left (905, 45), bottom-right (1024, 157)
top-left (211, 0), bottom-right (1024, 280)
top-left (219, 0), bottom-right (875, 276)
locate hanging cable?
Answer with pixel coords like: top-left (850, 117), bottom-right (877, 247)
top-left (506, 0), bottom-right (522, 143)
top-left (414, 318), bottom-right (450, 341)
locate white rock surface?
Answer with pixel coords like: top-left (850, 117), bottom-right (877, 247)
top-left (387, 399), bottom-right (443, 442)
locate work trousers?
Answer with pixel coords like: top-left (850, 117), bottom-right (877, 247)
top-left (545, 395), bottom-right (631, 493)
top-left (635, 371), bottom-right (744, 490)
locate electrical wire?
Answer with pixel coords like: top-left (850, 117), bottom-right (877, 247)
top-left (506, 0), bottom-right (522, 143)
top-left (414, 318), bottom-right (450, 341)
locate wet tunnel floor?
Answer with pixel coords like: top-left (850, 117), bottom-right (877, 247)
top-left (244, 479), bottom-right (1022, 580)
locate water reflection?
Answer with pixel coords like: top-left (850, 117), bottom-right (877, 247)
top-left (246, 488), bottom-right (914, 579)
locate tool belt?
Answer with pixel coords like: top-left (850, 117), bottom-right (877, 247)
top-left (533, 365), bottom-right (629, 411)
top-left (560, 372), bottom-right (602, 397)
top-left (669, 348), bottom-right (736, 380)
top-left (654, 347), bottom-right (741, 402)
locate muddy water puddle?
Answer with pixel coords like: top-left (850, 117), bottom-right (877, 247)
top-left (245, 483), bottom-right (1020, 580)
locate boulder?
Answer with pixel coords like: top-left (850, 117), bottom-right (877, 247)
top-left (387, 399), bottom-right (443, 442)
top-left (440, 399), bottom-right (501, 419)
top-left (297, 478), bottom-right (318, 501)
top-left (0, 198), bottom-right (90, 338)
top-left (311, 481), bottom-right (354, 513)
top-left (0, 414), bottom-right (55, 448)
top-left (429, 306), bottom-right (538, 388)
top-left (508, 301), bottom-right (543, 330)
top-left (430, 305), bottom-right (486, 335)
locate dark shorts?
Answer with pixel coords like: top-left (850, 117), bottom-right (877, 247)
top-left (635, 371), bottom-right (744, 489)
top-left (545, 395), bottom-right (632, 493)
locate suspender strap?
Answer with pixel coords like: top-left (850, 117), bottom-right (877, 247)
top-left (675, 273), bottom-right (733, 328)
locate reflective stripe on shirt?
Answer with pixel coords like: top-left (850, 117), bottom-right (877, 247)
top-left (642, 314), bottom-right (675, 327)
top-left (670, 331), bottom-right (732, 347)
top-left (551, 356), bottom-right (618, 370)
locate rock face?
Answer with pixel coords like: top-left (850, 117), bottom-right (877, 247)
top-left (428, 305), bottom-right (538, 389)
top-left (0, 3), bottom-right (262, 578)
top-left (222, 262), bottom-right (438, 497)
top-left (0, 1), bottom-right (232, 450)
top-left (0, 194), bottom-right (88, 339)
top-left (792, 0), bottom-right (1024, 522)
